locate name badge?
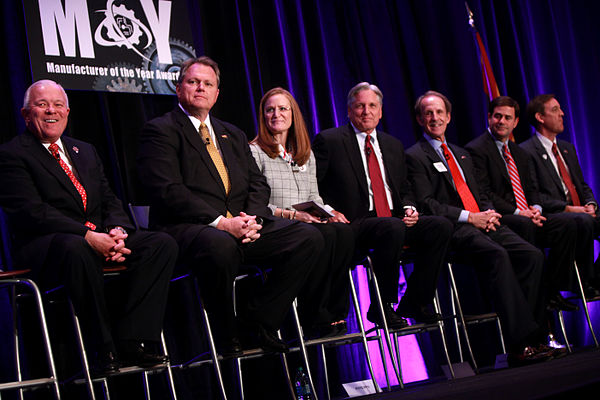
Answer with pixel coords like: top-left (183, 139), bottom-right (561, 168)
top-left (433, 162), bottom-right (447, 172)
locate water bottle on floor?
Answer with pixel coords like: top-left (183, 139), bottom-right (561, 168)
top-left (294, 366), bottom-right (314, 399)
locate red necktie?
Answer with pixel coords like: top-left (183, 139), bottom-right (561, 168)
top-left (48, 143), bottom-right (96, 230)
top-left (364, 134), bottom-right (391, 217)
top-left (502, 144), bottom-right (529, 211)
top-left (551, 143), bottom-right (581, 206)
top-left (441, 143), bottom-right (480, 213)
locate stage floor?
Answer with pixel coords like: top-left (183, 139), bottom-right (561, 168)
top-left (358, 347), bottom-right (600, 400)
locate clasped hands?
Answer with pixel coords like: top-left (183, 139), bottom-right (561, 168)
top-left (85, 227), bottom-right (131, 263)
top-left (468, 209), bottom-right (502, 232)
top-left (217, 212), bottom-right (262, 243)
top-left (519, 206), bottom-right (547, 227)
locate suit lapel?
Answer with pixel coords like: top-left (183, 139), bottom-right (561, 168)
top-left (532, 136), bottom-right (564, 195)
top-left (174, 109), bottom-right (228, 195)
top-left (419, 140), bottom-right (455, 189)
top-left (22, 132), bottom-right (85, 211)
top-left (483, 133), bottom-right (510, 184)
top-left (341, 125), bottom-right (369, 199)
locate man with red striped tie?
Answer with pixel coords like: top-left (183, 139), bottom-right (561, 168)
top-left (0, 80), bottom-right (177, 375)
top-left (406, 91), bottom-right (559, 366)
top-left (466, 96), bottom-right (578, 314)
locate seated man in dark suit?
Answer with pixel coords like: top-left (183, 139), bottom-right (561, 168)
top-left (405, 90), bottom-right (558, 365)
top-left (0, 80), bottom-right (177, 374)
top-left (313, 82), bottom-right (453, 328)
top-left (520, 94), bottom-right (600, 297)
top-left (465, 96), bottom-right (578, 314)
top-left (137, 57), bottom-right (323, 355)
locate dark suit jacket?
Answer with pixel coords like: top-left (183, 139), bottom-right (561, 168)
top-left (312, 124), bottom-right (416, 221)
top-left (0, 131), bottom-right (132, 259)
top-left (465, 131), bottom-right (541, 215)
top-left (520, 135), bottom-right (596, 213)
top-left (137, 107), bottom-right (286, 233)
top-left (405, 139), bottom-right (492, 221)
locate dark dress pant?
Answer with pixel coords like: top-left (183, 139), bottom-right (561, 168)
top-left (26, 230), bottom-right (177, 352)
top-left (170, 221), bottom-right (323, 334)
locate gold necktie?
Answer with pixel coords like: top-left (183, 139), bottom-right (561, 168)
top-left (199, 122), bottom-right (233, 218)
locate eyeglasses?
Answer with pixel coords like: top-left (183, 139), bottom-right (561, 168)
top-left (265, 105), bottom-right (291, 115)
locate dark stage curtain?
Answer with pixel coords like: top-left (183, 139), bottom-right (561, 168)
top-left (2, 0), bottom-right (600, 396)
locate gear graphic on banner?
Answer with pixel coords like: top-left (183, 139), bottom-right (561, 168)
top-left (94, 0), bottom-right (153, 61)
top-left (142, 38), bottom-right (196, 94)
top-left (93, 62), bottom-right (144, 92)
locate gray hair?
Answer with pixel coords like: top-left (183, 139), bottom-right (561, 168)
top-left (347, 82), bottom-right (383, 107)
top-left (23, 80), bottom-right (69, 109)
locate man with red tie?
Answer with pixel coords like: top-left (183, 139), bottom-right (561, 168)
top-left (405, 90), bottom-right (556, 366)
top-left (313, 82), bottom-right (453, 328)
top-left (465, 96), bottom-right (578, 313)
top-left (521, 94), bottom-right (600, 298)
top-left (0, 80), bottom-right (177, 375)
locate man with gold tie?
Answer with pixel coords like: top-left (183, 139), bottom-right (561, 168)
top-left (137, 57), bottom-right (323, 355)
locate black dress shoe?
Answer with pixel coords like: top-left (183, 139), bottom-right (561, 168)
top-left (92, 351), bottom-right (120, 376)
top-left (217, 337), bottom-right (243, 357)
top-left (366, 304), bottom-right (409, 330)
top-left (507, 345), bottom-right (553, 367)
top-left (584, 285), bottom-right (600, 300)
top-left (547, 293), bottom-right (579, 311)
top-left (255, 323), bottom-right (289, 353)
top-left (118, 342), bottom-right (169, 368)
top-left (396, 303), bottom-right (442, 324)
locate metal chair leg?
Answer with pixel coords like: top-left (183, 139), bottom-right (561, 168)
top-left (573, 261), bottom-right (599, 347)
top-left (277, 335), bottom-right (295, 399)
top-left (557, 310), bottom-right (572, 353)
top-left (496, 317), bottom-right (507, 354)
top-left (348, 267), bottom-right (381, 392)
top-left (433, 293), bottom-right (454, 379)
top-left (447, 263), bottom-right (478, 371)
top-left (291, 298), bottom-right (319, 400)
top-left (10, 285), bottom-right (25, 400)
top-left (319, 345), bottom-right (331, 400)
top-left (365, 257), bottom-right (403, 388)
top-left (160, 331), bottom-right (178, 399)
top-left (68, 300), bottom-right (97, 400)
top-left (192, 278), bottom-right (228, 400)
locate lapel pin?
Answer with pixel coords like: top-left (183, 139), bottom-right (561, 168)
top-left (563, 149), bottom-right (568, 154)
top-left (73, 146), bottom-right (79, 154)
top-left (542, 154), bottom-right (548, 160)
top-left (221, 135), bottom-right (228, 139)
top-left (461, 155), bottom-right (466, 159)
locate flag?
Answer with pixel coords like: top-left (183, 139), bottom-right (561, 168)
top-left (466, 2), bottom-right (500, 101)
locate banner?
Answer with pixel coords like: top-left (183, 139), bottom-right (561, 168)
top-left (22, 0), bottom-right (197, 94)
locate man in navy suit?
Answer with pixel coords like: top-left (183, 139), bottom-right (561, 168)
top-left (0, 80), bottom-right (177, 374)
top-left (405, 90), bottom-right (557, 365)
top-left (520, 94), bottom-right (600, 297)
top-left (465, 96), bottom-right (578, 312)
top-left (137, 57), bottom-right (323, 355)
top-left (313, 82), bottom-right (453, 328)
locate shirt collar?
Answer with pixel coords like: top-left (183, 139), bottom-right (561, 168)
top-left (351, 122), bottom-right (378, 140)
top-left (423, 132), bottom-right (446, 152)
top-left (179, 103), bottom-right (212, 132)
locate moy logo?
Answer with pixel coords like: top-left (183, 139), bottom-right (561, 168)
top-left (39, 0), bottom-right (174, 64)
